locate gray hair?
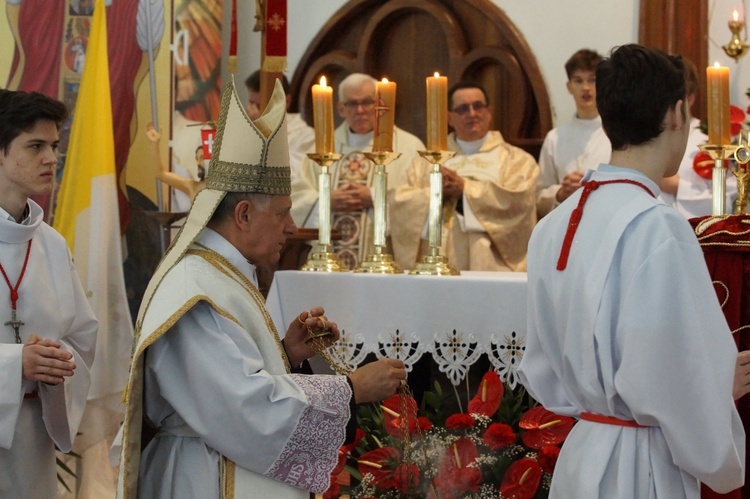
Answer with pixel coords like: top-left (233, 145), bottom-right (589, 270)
top-left (338, 73), bottom-right (377, 102)
top-left (209, 192), bottom-right (274, 225)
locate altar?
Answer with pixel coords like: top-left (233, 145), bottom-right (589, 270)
top-left (266, 270), bottom-right (528, 388)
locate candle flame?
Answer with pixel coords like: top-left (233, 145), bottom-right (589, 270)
top-left (320, 76), bottom-right (327, 87)
top-left (381, 77), bottom-right (389, 83)
top-left (732, 9), bottom-right (740, 22)
top-left (434, 72), bottom-right (440, 78)
top-left (714, 61), bottom-right (722, 68)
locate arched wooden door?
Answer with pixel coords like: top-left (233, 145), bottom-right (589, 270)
top-left (290, 0), bottom-right (552, 159)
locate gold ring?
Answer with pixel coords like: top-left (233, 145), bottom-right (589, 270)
top-left (297, 313), bottom-right (306, 325)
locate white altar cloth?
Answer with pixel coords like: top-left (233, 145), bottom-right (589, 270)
top-left (266, 271), bottom-right (528, 387)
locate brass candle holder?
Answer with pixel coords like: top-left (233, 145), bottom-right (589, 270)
top-left (723, 19), bottom-right (749, 62)
top-left (732, 130), bottom-right (750, 214)
top-left (301, 152), bottom-right (345, 272)
top-left (409, 150), bottom-right (460, 276)
top-left (698, 144), bottom-right (739, 215)
top-left (354, 150), bottom-right (402, 274)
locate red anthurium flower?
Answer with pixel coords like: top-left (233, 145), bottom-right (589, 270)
top-left (730, 105), bottom-right (746, 137)
top-left (438, 437), bottom-right (479, 476)
top-left (382, 394), bottom-right (419, 439)
top-left (393, 463), bottom-right (421, 492)
top-left (455, 467), bottom-right (483, 492)
top-left (357, 447), bottom-right (400, 490)
top-left (468, 370), bottom-right (504, 416)
top-left (499, 458), bottom-right (542, 499)
top-left (730, 104), bottom-right (746, 124)
top-left (693, 150), bottom-right (714, 180)
top-left (538, 444), bottom-right (561, 474)
top-left (519, 406), bottom-right (575, 449)
top-left (445, 413), bottom-right (475, 430)
top-left (482, 422), bottom-right (516, 450)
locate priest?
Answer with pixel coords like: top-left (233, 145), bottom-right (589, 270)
top-left (116, 78), bottom-right (406, 498)
top-left (390, 81), bottom-right (539, 271)
top-left (0, 89), bottom-right (98, 497)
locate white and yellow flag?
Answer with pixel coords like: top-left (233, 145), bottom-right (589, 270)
top-left (52, 0), bottom-right (133, 480)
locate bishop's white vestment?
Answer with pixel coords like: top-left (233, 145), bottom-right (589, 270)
top-left (0, 200), bottom-right (98, 498)
top-left (117, 228), bottom-right (351, 499)
top-left (518, 165), bottom-right (745, 497)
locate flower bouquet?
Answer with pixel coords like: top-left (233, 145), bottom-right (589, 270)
top-left (324, 371), bottom-right (575, 499)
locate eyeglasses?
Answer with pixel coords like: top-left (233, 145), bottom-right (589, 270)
top-left (451, 101), bottom-right (488, 115)
top-left (342, 98), bottom-right (375, 111)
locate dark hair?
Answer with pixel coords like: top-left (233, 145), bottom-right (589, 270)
top-left (596, 44), bottom-right (685, 150)
top-left (682, 57), bottom-right (699, 97)
top-left (448, 81), bottom-right (489, 107)
top-left (565, 49), bottom-right (603, 79)
top-left (244, 70), bottom-right (290, 94)
top-left (0, 90), bottom-right (68, 153)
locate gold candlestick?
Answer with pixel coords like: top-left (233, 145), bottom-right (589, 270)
top-left (301, 152), bottom-right (345, 272)
top-left (354, 150), bottom-right (402, 274)
top-left (409, 150), bottom-right (460, 276)
top-left (698, 144), bottom-right (739, 215)
top-left (732, 130), bottom-right (750, 214)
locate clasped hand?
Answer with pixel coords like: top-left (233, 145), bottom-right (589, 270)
top-left (22, 334), bottom-right (76, 385)
top-left (331, 183), bottom-right (372, 212)
top-left (441, 166), bottom-right (465, 200)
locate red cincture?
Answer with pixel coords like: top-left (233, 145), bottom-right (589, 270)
top-left (580, 412), bottom-right (645, 428)
top-left (556, 179), bottom-right (654, 271)
top-left (0, 239), bottom-right (32, 343)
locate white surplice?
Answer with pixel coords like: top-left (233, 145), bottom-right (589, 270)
top-left (0, 200), bottom-right (98, 498)
top-left (536, 114), bottom-right (611, 218)
top-left (518, 165), bottom-right (745, 498)
top-left (119, 228), bottom-right (350, 499)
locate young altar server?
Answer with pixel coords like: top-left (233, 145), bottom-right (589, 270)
top-left (518, 44), bottom-right (745, 497)
top-left (0, 89), bottom-right (98, 497)
top-left (116, 78), bottom-right (406, 498)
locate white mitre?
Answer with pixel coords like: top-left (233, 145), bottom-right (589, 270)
top-left (136, 76), bottom-right (290, 327)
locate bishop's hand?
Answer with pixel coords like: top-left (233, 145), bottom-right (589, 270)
top-left (284, 306), bottom-right (340, 367)
top-left (22, 334), bottom-right (76, 385)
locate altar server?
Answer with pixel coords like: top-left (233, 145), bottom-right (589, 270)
top-left (116, 78), bottom-right (405, 499)
top-left (0, 89), bottom-right (98, 498)
top-left (518, 44), bottom-right (745, 497)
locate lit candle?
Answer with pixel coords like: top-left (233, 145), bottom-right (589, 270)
top-left (311, 76), bottom-right (334, 153)
top-left (373, 78), bottom-right (396, 152)
top-left (732, 9), bottom-right (740, 23)
top-left (706, 62), bottom-right (731, 145)
top-left (426, 72), bottom-right (448, 151)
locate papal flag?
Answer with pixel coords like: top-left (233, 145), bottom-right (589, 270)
top-left (53, 0), bottom-right (133, 494)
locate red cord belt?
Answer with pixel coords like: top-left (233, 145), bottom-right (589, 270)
top-left (580, 412), bottom-right (645, 428)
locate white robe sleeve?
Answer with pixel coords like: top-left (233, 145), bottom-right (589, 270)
top-left (0, 344), bottom-right (25, 449)
top-left (613, 236), bottom-right (744, 492)
top-left (40, 251), bottom-right (98, 452)
top-left (145, 301), bottom-right (350, 493)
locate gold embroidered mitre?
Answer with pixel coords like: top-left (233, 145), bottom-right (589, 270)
top-left (136, 76), bottom-right (291, 326)
top-left (207, 78), bottom-right (291, 194)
